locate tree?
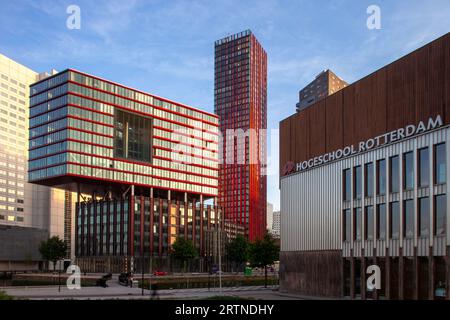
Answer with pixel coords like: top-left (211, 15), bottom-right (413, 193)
top-left (248, 233), bottom-right (279, 287)
top-left (226, 235), bottom-right (249, 272)
top-left (39, 236), bottom-right (67, 271)
top-left (171, 237), bottom-right (197, 272)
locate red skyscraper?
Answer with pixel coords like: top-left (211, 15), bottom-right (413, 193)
top-left (214, 30), bottom-right (267, 240)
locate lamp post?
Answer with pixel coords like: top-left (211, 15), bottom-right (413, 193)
top-left (58, 260), bottom-right (61, 292)
top-left (141, 254), bottom-right (144, 296)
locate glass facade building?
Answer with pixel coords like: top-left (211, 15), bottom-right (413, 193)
top-left (28, 69), bottom-right (224, 265)
top-left (214, 30), bottom-right (267, 240)
top-left (28, 69), bottom-right (219, 197)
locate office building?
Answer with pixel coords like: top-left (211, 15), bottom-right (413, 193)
top-left (272, 211), bottom-right (280, 238)
top-left (28, 69), bottom-right (223, 271)
top-left (280, 33), bottom-right (450, 299)
top-left (267, 202), bottom-right (273, 233)
top-left (0, 53), bottom-right (70, 270)
top-left (214, 30), bottom-right (267, 241)
top-left (296, 69), bottom-right (347, 112)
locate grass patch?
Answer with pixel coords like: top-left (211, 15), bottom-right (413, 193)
top-left (0, 291), bottom-right (14, 300)
top-left (139, 276), bottom-right (278, 290)
top-left (11, 279), bottom-right (97, 287)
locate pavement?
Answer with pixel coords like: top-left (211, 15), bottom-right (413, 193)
top-left (0, 274), bottom-right (295, 300)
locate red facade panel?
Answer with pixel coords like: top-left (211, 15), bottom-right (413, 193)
top-left (280, 33), bottom-right (450, 175)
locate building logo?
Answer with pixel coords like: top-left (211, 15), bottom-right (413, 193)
top-left (282, 161), bottom-right (295, 176)
top-left (287, 115), bottom-right (443, 175)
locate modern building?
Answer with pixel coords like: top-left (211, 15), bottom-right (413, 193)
top-left (280, 33), bottom-right (450, 299)
top-left (0, 53), bottom-right (71, 270)
top-left (295, 69), bottom-right (347, 112)
top-left (267, 202), bottom-right (273, 233)
top-left (28, 69), bottom-right (224, 272)
top-left (214, 30), bottom-right (267, 241)
top-left (272, 211), bottom-right (280, 238)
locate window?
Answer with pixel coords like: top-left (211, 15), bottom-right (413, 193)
top-left (389, 156), bottom-right (400, 193)
top-left (434, 143), bottom-right (446, 185)
top-left (377, 159), bottom-right (386, 195)
top-left (419, 197), bottom-right (430, 237)
top-left (435, 194), bottom-right (446, 236)
top-left (365, 206), bottom-right (374, 240)
top-left (343, 209), bottom-right (351, 241)
top-left (418, 148), bottom-right (429, 187)
top-left (403, 199), bottom-right (414, 239)
top-left (377, 203), bottom-right (387, 240)
top-left (390, 202), bottom-right (400, 239)
top-left (343, 169), bottom-right (351, 201)
top-left (114, 109), bottom-right (152, 163)
top-left (365, 163), bottom-right (373, 197)
top-left (403, 152), bottom-right (414, 190)
top-left (354, 208), bottom-right (362, 241)
top-left (354, 166), bottom-right (362, 200)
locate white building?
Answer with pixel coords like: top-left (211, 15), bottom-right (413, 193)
top-left (0, 53), bottom-right (75, 269)
top-left (272, 211), bottom-right (280, 238)
top-left (267, 202), bottom-right (273, 233)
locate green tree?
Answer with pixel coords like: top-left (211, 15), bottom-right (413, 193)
top-left (248, 233), bottom-right (279, 287)
top-left (39, 236), bottom-right (67, 271)
top-left (226, 235), bottom-right (249, 272)
top-left (171, 237), bottom-right (197, 272)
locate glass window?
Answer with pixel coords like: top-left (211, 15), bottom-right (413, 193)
top-left (403, 152), bottom-right (414, 190)
top-left (365, 206), bottom-right (374, 240)
top-left (435, 194), bottom-right (446, 236)
top-left (354, 208), bottom-right (362, 241)
top-left (389, 156), bottom-right (400, 193)
top-left (365, 163), bottom-right (374, 197)
top-left (419, 197), bottom-right (430, 237)
top-left (354, 166), bottom-right (362, 200)
top-left (390, 202), bottom-right (400, 239)
top-left (434, 143), bottom-right (446, 185)
top-left (403, 199), bottom-right (414, 239)
top-left (114, 109), bottom-right (152, 163)
top-left (419, 148), bottom-right (429, 187)
top-left (343, 169), bottom-right (351, 201)
top-left (377, 159), bottom-right (386, 195)
top-left (377, 203), bottom-right (387, 240)
top-left (343, 209), bottom-right (351, 241)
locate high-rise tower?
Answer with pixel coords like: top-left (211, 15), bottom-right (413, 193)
top-left (214, 30), bottom-right (267, 240)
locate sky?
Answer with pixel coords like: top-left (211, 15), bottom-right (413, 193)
top-left (1, 0), bottom-right (449, 211)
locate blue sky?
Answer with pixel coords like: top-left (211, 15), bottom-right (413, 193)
top-left (1, 0), bottom-right (449, 211)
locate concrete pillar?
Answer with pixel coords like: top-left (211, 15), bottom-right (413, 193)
top-left (446, 246), bottom-right (450, 300)
top-left (385, 247), bottom-right (390, 299)
top-left (399, 247), bottom-right (404, 300)
top-left (373, 248), bottom-right (378, 300)
top-left (361, 249), bottom-right (366, 300)
top-left (413, 247), bottom-right (419, 300)
top-left (428, 246), bottom-right (434, 300)
top-left (184, 192), bottom-right (188, 203)
top-left (350, 250), bottom-right (355, 299)
top-left (167, 190), bottom-right (171, 201)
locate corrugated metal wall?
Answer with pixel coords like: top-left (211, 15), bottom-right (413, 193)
top-left (281, 126), bottom-right (450, 257)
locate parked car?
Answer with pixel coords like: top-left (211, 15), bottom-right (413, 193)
top-left (153, 270), bottom-right (167, 276)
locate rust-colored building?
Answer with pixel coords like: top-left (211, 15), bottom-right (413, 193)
top-left (280, 33), bottom-right (450, 299)
top-left (214, 30), bottom-right (267, 241)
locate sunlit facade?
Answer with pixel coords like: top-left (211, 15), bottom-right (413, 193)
top-left (28, 69), bottom-right (222, 269)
